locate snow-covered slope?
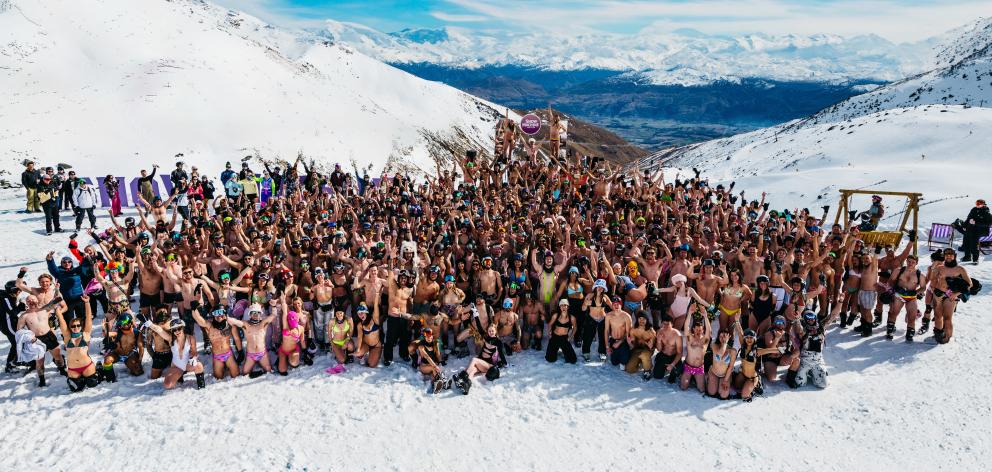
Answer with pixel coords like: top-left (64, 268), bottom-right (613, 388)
top-left (0, 186), bottom-right (992, 472)
top-left (0, 0), bottom-right (507, 180)
top-left (639, 105), bottom-right (992, 226)
top-left (632, 20), bottom-right (992, 226)
top-left (0, 188), bottom-right (988, 470)
top-left (801, 18), bottom-right (992, 125)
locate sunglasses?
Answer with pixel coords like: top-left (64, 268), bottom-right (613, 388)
top-left (70, 324), bottom-right (82, 329)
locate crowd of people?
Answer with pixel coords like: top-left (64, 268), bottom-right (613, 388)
top-left (4, 141), bottom-right (981, 399)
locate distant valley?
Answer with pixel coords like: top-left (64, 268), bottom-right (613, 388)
top-left (392, 63), bottom-right (881, 149)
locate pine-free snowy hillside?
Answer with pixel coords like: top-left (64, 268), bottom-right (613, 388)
top-left (796, 17), bottom-right (992, 125)
top-left (0, 0), bottom-right (506, 181)
top-left (641, 105), bottom-right (992, 225)
top-left (634, 18), bottom-right (992, 226)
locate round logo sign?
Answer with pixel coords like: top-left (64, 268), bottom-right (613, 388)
top-left (520, 113), bottom-right (542, 135)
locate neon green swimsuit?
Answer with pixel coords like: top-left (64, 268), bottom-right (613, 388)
top-left (330, 319), bottom-right (351, 347)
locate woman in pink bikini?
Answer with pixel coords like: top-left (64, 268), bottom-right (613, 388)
top-left (277, 293), bottom-right (306, 375)
top-left (55, 295), bottom-right (99, 392)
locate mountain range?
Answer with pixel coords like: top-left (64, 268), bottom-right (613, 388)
top-left (317, 18), bottom-right (989, 148)
top-left (630, 17), bottom-right (992, 225)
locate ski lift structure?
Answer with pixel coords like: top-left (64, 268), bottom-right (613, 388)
top-left (833, 189), bottom-right (922, 256)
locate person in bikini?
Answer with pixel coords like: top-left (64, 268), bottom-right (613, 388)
top-left (581, 279), bottom-right (611, 361)
top-left (733, 329), bottom-right (782, 402)
top-left (707, 328), bottom-right (737, 399)
top-left (453, 323), bottom-right (509, 395)
top-left (657, 273), bottom-right (711, 330)
top-left (760, 315), bottom-right (800, 385)
top-left (749, 275), bottom-right (776, 333)
top-left (885, 255), bottom-right (924, 341)
top-left (55, 296), bottom-right (100, 392)
top-left (716, 269), bottom-right (751, 334)
top-left (327, 307), bottom-right (355, 373)
top-left (545, 298), bottom-right (577, 364)
top-left (416, 327), bottom-right (451, 393)
top-left (276, 293), bottom-right (306, 375)
top-left (917, 250), bottom-right (945, 336)
top-left (355, 300), bottom-right (383, 368)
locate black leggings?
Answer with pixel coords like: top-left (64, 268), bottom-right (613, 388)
top-left (2, 311), bottom-right (17, 366)
top-left (384, 316), bottom-right (410, 363)
top-left (581, 317), bottom-right (606, 355)
top-left (568, 298), bottom-right (585, 341)
top-left (74, 207), bottom-right (96, 229)
top-left (545, 334), bottom-right (577, 363)
top-left (88, 291), bottom-right (109, 318)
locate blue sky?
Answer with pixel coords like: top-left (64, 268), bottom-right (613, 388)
top-left (220, 0), bottom-right (992, 42)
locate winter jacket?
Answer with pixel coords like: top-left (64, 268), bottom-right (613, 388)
top-left (47, 258), bottom-right (91, 300)
top-left (220, 169), bottom-right (236, 186)
top-left (21, 169), bottom-right (40, 189)
top-left (967, 206), bottom-right (992, 232)
top-left (73, 186), bottom-right (99, 209)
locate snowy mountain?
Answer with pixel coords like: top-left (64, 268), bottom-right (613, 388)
top-left (797, 18), bottom-right (992, 125)
top-left (316, 21), bottom-right (935, 86)
top-left (633, 19), bottom-right (992, 226)
top-left (0, 0), bottom-right (510, 181)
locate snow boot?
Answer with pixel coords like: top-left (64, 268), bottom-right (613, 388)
top-left (56, 362), bottom-right (67, 377)
top-left (885, 322), bottom-right (896, 340)
top-left (582, 353), bottom-right (591, 363)
top-left (195, 373), bottom-right (206, 389)
top-left (859, 322), bottom-right (871, 337)
top-left (933, 328), bottom-right (945, 344)
top-left (642, 371), bottom-right (652, 381)
top-left (38, 374), bottom-right (46, 387)
top-left (786, 369), bottom-right (799, 389)
top-left (872, 311), bottom-right (883, 328)
top-left (431, 373), bottom-right (451, 394)
top-left (905, 329), bottom-right (915, 343)
top-left (839, 312), bottom-right (850, 328)
top-left (248, 369), bottom-right (265, 379)
top-left (917, 318), bottom-right (930, 335)
top-left (455, 370), bottom-right (471, 395)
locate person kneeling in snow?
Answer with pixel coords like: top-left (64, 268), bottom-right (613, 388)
top-left (416, 327), bottom-right (451, 393)
top-left (792, 305), bottom-right (841, 389)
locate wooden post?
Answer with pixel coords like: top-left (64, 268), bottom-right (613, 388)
top-left (911, 197), bottom-right (919, 256)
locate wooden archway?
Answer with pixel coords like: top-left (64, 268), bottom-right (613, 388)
top-left (833, 189), bottom-right (922, 256)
